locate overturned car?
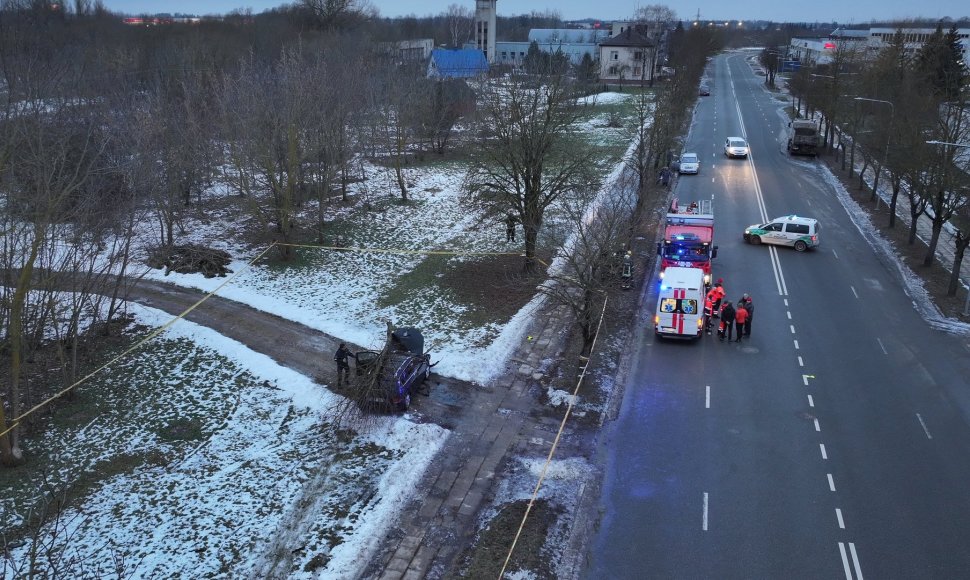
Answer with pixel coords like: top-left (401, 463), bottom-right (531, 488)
top-left (355, 327), bottom-right (434, 412)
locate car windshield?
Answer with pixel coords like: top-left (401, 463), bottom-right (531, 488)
top-left (663, 242), bottom-right (709, 261)
top-left (730, 140), bottom-right (746, 147)
top-left (682, 155), bottom-right (698, 163)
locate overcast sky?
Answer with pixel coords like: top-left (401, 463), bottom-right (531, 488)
top-left (106, 1), bottom-right (968, 25)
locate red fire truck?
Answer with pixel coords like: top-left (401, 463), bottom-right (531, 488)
top-left (658, 198), bottom-right (717, 286)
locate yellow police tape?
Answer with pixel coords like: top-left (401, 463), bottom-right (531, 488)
top-left (498, 294), bottom-right (608, 579)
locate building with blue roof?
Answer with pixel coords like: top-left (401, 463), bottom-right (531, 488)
top-left (427, 48), bottom-right (489, 79)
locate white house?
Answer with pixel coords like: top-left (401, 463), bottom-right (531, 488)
top-left (598, 26), bottom-right (656, 84)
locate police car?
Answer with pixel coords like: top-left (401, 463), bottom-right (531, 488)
top-left (743, 215), bottom-right (820, 252)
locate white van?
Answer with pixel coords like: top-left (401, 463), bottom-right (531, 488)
top-left (654, 266), bottom-right (706, 340)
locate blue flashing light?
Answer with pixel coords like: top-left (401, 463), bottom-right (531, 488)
top-left (660, 284), bottom-right (668, 291)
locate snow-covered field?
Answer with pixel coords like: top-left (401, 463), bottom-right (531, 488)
top-left (2, 94), bottom-right (638, 578)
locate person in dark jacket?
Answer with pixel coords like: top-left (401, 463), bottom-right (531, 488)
top-left (505, 212), bottom-right (517, 242)
top-left (334, 343), bottom-right (354, 386)
top-left (741, 294), bottom-right (754, 336)
top-left (734, 303), bottom-right (748, 342)
top-left (719, 301), bottom-right (736, 342)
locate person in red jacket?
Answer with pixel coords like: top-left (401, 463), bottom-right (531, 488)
top-left (733, 302), bottom-right (748, 342)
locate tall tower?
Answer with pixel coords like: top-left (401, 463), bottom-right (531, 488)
top-left (475, 0), bottom-right (497, 63)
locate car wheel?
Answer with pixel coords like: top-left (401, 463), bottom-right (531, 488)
top-left (794, 240), bottom-right (808, 252)
top-left (749, 235), bottom-right (761, 245)
top-left (397, 393), bottom-right (411, 412)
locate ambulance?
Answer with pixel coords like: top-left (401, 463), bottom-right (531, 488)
top-left (654, 266), bottom-right (706, 340)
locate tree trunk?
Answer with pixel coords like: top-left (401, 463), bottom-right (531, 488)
top-left (889, 176), bottom-right (902, 228)
top-left (948, 231), bottom-right (969, 296)
top-left (923, 217), bottom-right (945, 267)
top-left (870, 162), bottom-right (881, 203)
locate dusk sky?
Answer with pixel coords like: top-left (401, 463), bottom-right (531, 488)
top-left (105, 1), bottom-right (969, 25)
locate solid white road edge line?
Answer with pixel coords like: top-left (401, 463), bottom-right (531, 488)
top-left (838, 542), bottom-right (853, 580)
top-left (849, 542), bottom-right (864, 580)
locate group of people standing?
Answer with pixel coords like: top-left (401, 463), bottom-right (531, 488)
top-left (704, 279), bottom-right (754, 343)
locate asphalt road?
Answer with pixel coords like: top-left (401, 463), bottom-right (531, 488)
top-left (585, 51), bottom-right (970, 579)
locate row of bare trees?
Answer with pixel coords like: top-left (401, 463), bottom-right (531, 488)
top-left (0, 1), bottom-right (483, 467)
top-left (788, 24), bottom-right (970, 295)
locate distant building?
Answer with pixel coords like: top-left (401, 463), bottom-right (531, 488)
top-left (495, 28), bottom-right (610, 67)
top-left (475, 0), bottom-right (497, 63)
top-left (378, 39), bottom-right (434, 63)
top-left (427, 48), bottom-right (489, 79)
top-left (787, 26), bottom-right (970, 67)
top-left (599, 26), bottom-right (656, 85)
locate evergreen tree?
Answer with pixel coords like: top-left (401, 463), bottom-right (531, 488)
top-left (914, 24), bottom-right (966, 100)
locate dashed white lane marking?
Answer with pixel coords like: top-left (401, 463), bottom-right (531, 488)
top-left (706, 385), bottom-right (710, 409)
top-left (820, 444), bottom-right (828, 459)
top-left (916, 413), bottom-right (933, 439)
top-left (836, 508), bottom-right (845, 529)
top-left (833, 249), bottom-right (840, 259)
top-left (850, 543), bottom-right (864, 579)
top-left (790, 324), bottom-right (796, 334)
top-left (787, 311), bottom-right (792, 319)
top-left (703, 492), bottom-right (709, 531)
top-left (838, 543), bottom-right (853, 579)
top-left (794, 339), bottom-right (800, 350)
top-left (798, 356), bottom-right (804, 367)
top-left (814, 418), bottom-right (821, 432)
top-left (803, 374), bottom-right (813, 386)
top-left (828, 473), bottom-right (836, 491)
top-left (876, 338), bottom-right (888, 355)
top-left (808, 395), bottom-right (815, 407)
top-left (784, 298), bottom-right (789, 307)
top-left (850, 285), bottom-right (859, 299)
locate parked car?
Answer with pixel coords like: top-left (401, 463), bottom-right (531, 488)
top-left (724, 137), bottom-right (749, 158)
top-left (355, 327), bottom-right (434, 411)
top-left (743, 215), bottom-right (820, 252)
top-left (698, 85), bottom-right (710, 96)
top-left (678, 152), bottom-right (700, 174)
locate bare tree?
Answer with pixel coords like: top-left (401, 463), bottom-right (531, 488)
top-left (632, 4), bottom-right (675, 86)
top-left (539, 172), bottom-right (639, 355)
top-left (445, 3), bottom-right (473, 48)
top-left (949, 211), bottom-right (970, 297)
top-left (465, 72), bottom-right (598, 271)
top-left (921, 101), bottom-right (970, 267)
top-left (220, 49), bottom-right (314, 261)
top-left (299, 0), bottom-right (377, 30)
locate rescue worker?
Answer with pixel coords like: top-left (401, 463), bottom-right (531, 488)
top-left (713, 279), bottom-right (725, 313)
top-left (734, 302), bottom-right (749, 343)
top-left (719, 300), bottom-right (736, 342)
top-left (334, 343), bottom-right (354, 386)
top-left (704, 293), bottom-right (715, 334)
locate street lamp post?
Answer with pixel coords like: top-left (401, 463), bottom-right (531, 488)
top-left (855, 97), bottom-right (895, 210)
top-left (926, 139), bottom-right (970, 316)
